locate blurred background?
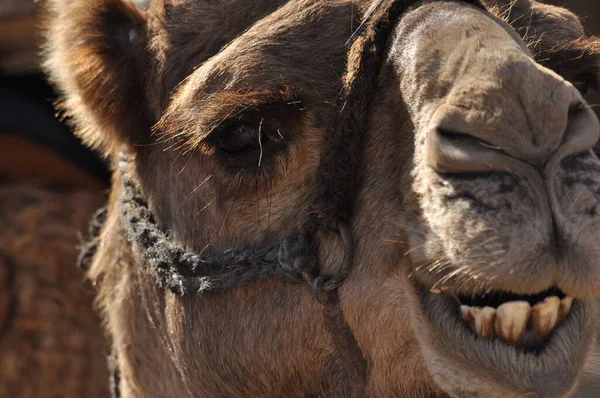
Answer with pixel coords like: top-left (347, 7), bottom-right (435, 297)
top-left (0, 1), bottom-right (110, 396)
top-left (548, 0), bottom-right (599, 33)
top-left (0, 0), bottom-right (598, 397)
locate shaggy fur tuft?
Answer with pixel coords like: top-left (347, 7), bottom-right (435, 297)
top-left (0, 183), bottom-right (108, 397)
top-left (43, 0), bottom-right (151, 154)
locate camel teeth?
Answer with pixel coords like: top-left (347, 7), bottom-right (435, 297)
top-left (469, 307), bottom-right (496, 339)
top-left (531, 296), bottom-right (560, 341)
top-left (461, 305), bottom-right (473, 323)
top-left (458, 295), bottom-right (573, 344)
top-left (494, 301), bottom-right (531, 344)
top-left (477, 307), bottom-right (496, 339)
top-left (466, 306), bottom-right (479, 335)
top-left (558, 296), bottom-right (573, 323)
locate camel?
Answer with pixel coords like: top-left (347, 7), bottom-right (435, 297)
top-left (44, 0), bottom-right (600, 396)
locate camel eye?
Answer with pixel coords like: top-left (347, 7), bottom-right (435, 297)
top-left (572, 79), bottom-right (592, 97)
top-left (213, 121), bottom-right (285, 169)
top-left (210, 100), bottom-right (300, 169)
top-left (217, 124), bottom-right (263, 156)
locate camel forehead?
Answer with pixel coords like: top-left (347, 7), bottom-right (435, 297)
top-left (152, 0), bottom-right (589, 82)
top-left (151, 0), bottom-right (367, 49)
top-left (153, 0), bottom-right (587, 39)
top-left (151, 0), bottom-right (368, 100)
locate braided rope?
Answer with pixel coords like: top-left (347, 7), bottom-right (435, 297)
top-left (119, 176), bottom-right (318, 296)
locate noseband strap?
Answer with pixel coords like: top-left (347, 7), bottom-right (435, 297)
top-left (79, 175), bottom-right (365, 397)
top-left (119, 170), bottom-right (321, 295)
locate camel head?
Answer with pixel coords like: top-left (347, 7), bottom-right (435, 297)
top-left (44, 0), bottom-right (600, 396)
top-left (386, 1), bottom-right (600, 396)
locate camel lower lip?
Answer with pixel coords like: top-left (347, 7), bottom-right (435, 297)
top-left (410, 282), bottom-right (594, 397)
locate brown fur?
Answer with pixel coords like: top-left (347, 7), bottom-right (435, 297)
top-left (44, 0), bottom-right (600, 396)
top-left (0, 183), bottom-right (108, 397)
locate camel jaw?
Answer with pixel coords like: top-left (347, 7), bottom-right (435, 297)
top-left (407, 281), bottom-right (596, 397)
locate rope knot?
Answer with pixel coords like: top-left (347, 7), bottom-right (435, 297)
top-left (312, 220), bottom-right (354, 305)
top-left (277, 235), bottom-right (317, 282)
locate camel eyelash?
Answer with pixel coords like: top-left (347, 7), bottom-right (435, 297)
top-left (203, 100), bottom-right (304, 175)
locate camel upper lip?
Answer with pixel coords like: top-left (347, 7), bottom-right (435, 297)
top-left (410, 281), bottom-right (594, 397)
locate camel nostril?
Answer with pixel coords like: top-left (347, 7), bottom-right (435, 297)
top-left (427, 92), bottom-right (600, 175)
top-left (438, 129), bottom-right (501, 151)
top-left (546, 104), bottom-right (600, 170)
top-left (426, 126), bottom-right (513, 175)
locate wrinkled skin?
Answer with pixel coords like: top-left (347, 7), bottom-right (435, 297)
top-left (44, 0), bottom-right (600, 396)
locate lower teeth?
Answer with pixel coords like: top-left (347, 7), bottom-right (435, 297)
top-left (458, 296), bottom-right (573, 344)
